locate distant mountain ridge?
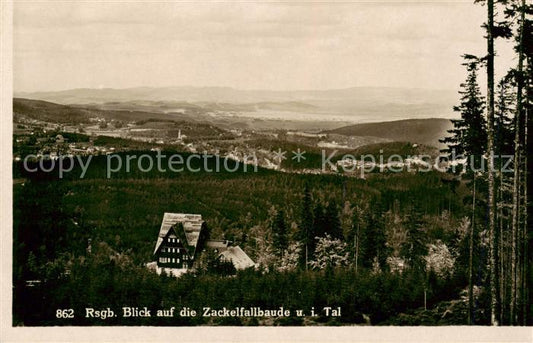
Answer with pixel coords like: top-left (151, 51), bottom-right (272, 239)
top-left (15, 86), bottom-right (455, 119)
top-left (325, 118), bottom-right (453, 148)
top-left (13, 97), bottom-right (184, 124)
top-left (16, 85), bottom-right (457, 104)
top-left (15, 86), bottom-right (458, 124)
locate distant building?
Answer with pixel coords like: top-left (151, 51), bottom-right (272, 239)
top-left (148, 213), bottom-right (255, 277)
top-left (205, 240), bottom-right (256, 270)
top-left (55, 134), bottom-right (65, 144)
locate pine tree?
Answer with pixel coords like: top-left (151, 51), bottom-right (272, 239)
top-left (360, 203), bottom-right (387, 271)
top-left (272, 210), bottom-right (288, 258)
top-left (440, 54), bottom-right (486, 173)
top-left (492, 0), bottom-right (532, 325)
top-left (498, 0), bottom-right (532, 325)
top-left (401, 203), bottom-right (428, 274)
top-left (296, 185), bottom-right (314, 269)
top-left (313, 202), bottom-right (327, 239)
top-left (349, 204), bottom-right (368, 273)
top-left (495, 74), bottom-right (515, 324)
top-left (495, 76), bottom-right (515, 157)
top-left (440, 53), bottom-right (488, 325)
top-left (325, 200), bottom-right (343, 240)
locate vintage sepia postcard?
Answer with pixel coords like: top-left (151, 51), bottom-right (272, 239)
top-left (1, 0), bottom-right (532, 342)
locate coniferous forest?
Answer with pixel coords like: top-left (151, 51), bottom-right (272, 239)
top-left (11, 0), bottom-right (533, 327)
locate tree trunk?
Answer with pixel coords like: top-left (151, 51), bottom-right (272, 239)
top-left (498, 168), bottom-right (505, 323)
top-left (511, 0), bottom-right (526, 325)
top-left (510, 91), bottom-right (520, 325)
top-left (469, 174), bottom-right (476, 325)
top-left (498, 101), bottom-right (505, 324)
top-left (521, 107), bottom-right (528, 325)
top-left (305, 243), bottom-right (308, 271)
top-left (355, 222), bottom-right (359, 274)
top-left (424, 288), bottom-right (427, 311)
top-left (486, 0), bottom-right (498, 326)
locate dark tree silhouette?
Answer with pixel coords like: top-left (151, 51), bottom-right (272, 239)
top-left (272, 210), bottom-right (288, 258)
top-left (440, 54), bottom-right (486, 174)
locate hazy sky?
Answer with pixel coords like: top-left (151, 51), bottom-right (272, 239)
top-left (14, 0), bottom-right (515, 92)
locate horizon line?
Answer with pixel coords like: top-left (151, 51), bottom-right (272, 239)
top-left (14, 84), bottom-right (457, 94)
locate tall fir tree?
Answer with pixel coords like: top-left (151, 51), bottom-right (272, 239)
top-left (502, 0), bottom-right (531, 325)
top-left (324, 200), bottom-right (343, 240)
top-left (401, 203), bottom-right (428, 274)
top-left (296, 185), bottom-right (314, 269)
top-left (495, 75), bottom-right (516, 156)
top-left (348, 204), bottom-right (368, 273)
top-left (441, 55), bottom-right (487, 174)
top-left (359, 202), bottom-right (387, 271)
top-left (272, 210), bottom-right (288, 258)
top-left (494, 74), bottom-right (515, 324)
top-left (313, 202), bottom-right (327, 239)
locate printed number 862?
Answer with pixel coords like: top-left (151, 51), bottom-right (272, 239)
top-left (56, 309), bottom-right (74, 318)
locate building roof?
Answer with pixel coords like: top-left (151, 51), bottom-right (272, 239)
top-left (205, 239), bottom-right (256, 269)
top-left (205, 239), bottom-right (231, 249)
top-left (219, 246), bottom-right (256, 270)
top-left (153, 213), bottom-right (204, 254)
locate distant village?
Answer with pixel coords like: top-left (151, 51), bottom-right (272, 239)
top-left (13, 102), bottom-right (447, 177)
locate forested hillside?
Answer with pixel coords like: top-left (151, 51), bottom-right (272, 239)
top-left (325, 118), bottom-right (453, 148)
top-left (14, 152), bottom-right (481, 326)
